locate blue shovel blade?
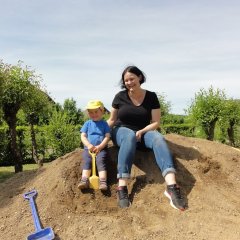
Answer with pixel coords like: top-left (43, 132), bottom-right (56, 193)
top-left (27, 227), bottom-right (55, 240)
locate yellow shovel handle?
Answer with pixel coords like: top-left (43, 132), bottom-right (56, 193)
top-left (89, 151), bottom-right (97, 176)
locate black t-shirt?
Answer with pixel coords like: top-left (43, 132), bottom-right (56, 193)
top-left (112, 90), bottom-right (160, 131)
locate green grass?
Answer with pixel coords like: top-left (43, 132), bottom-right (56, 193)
top-left (0, 164), bottom-right (42, 183)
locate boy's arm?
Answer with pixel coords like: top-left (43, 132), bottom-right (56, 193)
top-left (95, 133), bottom-right (110, 153)
top-left (81, 132), bottom-right (94, 151)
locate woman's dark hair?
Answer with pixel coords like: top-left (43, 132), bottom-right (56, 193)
top-left (120, 65), bottom-right (146, 89)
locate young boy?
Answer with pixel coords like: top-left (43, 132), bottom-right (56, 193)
top-left (78, 100), bottom-right (110, 191)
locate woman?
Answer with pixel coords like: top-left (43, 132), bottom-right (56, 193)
top-left (107, 65), bottom-right (186, 210)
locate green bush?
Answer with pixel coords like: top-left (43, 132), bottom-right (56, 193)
top-left (46, 110), bottom-right (81, 158)
top-left (0, 126), bottom-right (32, 166)
top-left (162, 123), bottom-right (195, 137)
top-left (0, 122), bottom-right (82, 166)
top-left (0, 126), bottom-right (12, 166)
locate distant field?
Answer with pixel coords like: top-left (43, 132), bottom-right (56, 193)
top-left (0, 164), bottom-right (49, 183)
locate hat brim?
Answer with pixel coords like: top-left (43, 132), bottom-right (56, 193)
top-left (86, 105), bottom-right (103, 110)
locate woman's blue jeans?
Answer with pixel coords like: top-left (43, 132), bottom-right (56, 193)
top-left (111, 127), bottom-right (176, 179)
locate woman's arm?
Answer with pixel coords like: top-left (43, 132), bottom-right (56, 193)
top-left (150, 108), bottom-right (161, 129)
top-left (135, 108), bottom-right (161, 140)
top-left (107, 107), bottom-right (118, 128)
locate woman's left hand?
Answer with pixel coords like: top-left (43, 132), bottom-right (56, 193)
top-left (135, 130), bottom-right (143, 142)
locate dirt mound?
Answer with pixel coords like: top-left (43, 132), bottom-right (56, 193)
top-left (0, 134), bottom-right (240, 240)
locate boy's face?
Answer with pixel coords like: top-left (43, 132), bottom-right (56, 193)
top-left (87, 108), bottom-right (104, 121)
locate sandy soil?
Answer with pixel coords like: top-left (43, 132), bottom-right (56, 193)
top-left (0, 134), bottom-right (240, 240)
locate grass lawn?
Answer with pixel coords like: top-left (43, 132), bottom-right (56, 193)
top-left (0, 164), bottom-right (46, 183)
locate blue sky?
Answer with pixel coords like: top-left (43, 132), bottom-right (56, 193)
top-left (1, 0), bottom-right (240, 114)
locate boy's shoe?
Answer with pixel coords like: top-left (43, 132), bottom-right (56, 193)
top-left (117, 186), bottom-right (130, 208)
top-left (99, 179), bottom-right (108, 191)
top-left (77, 178), bottom-right (89, 189)
top-left (164, 184), bottom-right (186, 211)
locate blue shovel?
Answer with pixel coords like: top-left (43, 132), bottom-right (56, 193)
top-left (23, 190), bottom-right (55, 240)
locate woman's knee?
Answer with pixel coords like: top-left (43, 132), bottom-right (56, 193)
top-left (124, 131), bottom-right (136, 142)
top-left (145, 130), bottom-right (164, 147)
top-left (116, 127), bottom-right (136, 144)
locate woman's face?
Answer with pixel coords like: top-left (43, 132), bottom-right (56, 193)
top-left (123, 72), bottom-right (141, 92)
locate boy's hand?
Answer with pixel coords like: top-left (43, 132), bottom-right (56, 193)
top-left (93, 145), bottom-right (101, 154)
top-left (87, 144), bottom-right (95, 152)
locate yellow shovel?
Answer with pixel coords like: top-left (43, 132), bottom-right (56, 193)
top-left (89, 151), bottom-right (99, 190)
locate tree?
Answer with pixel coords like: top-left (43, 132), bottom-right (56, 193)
top-left (0, 60), bottom-right (46, 172)
top-left (157, 93), bottom-right (171, 125)
top-left (187, 86), bottom-right (226, 141)
top-left (63, 98), bottom-right (84, 125)
top-left (0, 61), bottom-right (6, 111)
top-left (0, 64), bottom-right (4, 125)
top-left (22, 85), bottom-right (53, 166)
top-left (220, 99), bottom-right (240, 146)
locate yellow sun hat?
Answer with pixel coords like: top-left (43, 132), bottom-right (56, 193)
top-left (86, 100), bottom-right (104, 110)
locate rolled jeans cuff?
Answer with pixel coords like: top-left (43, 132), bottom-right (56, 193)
top-left (117, 173), bottom-right (131, 179)
top-left (162, 167), bottom-right (176, 178)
